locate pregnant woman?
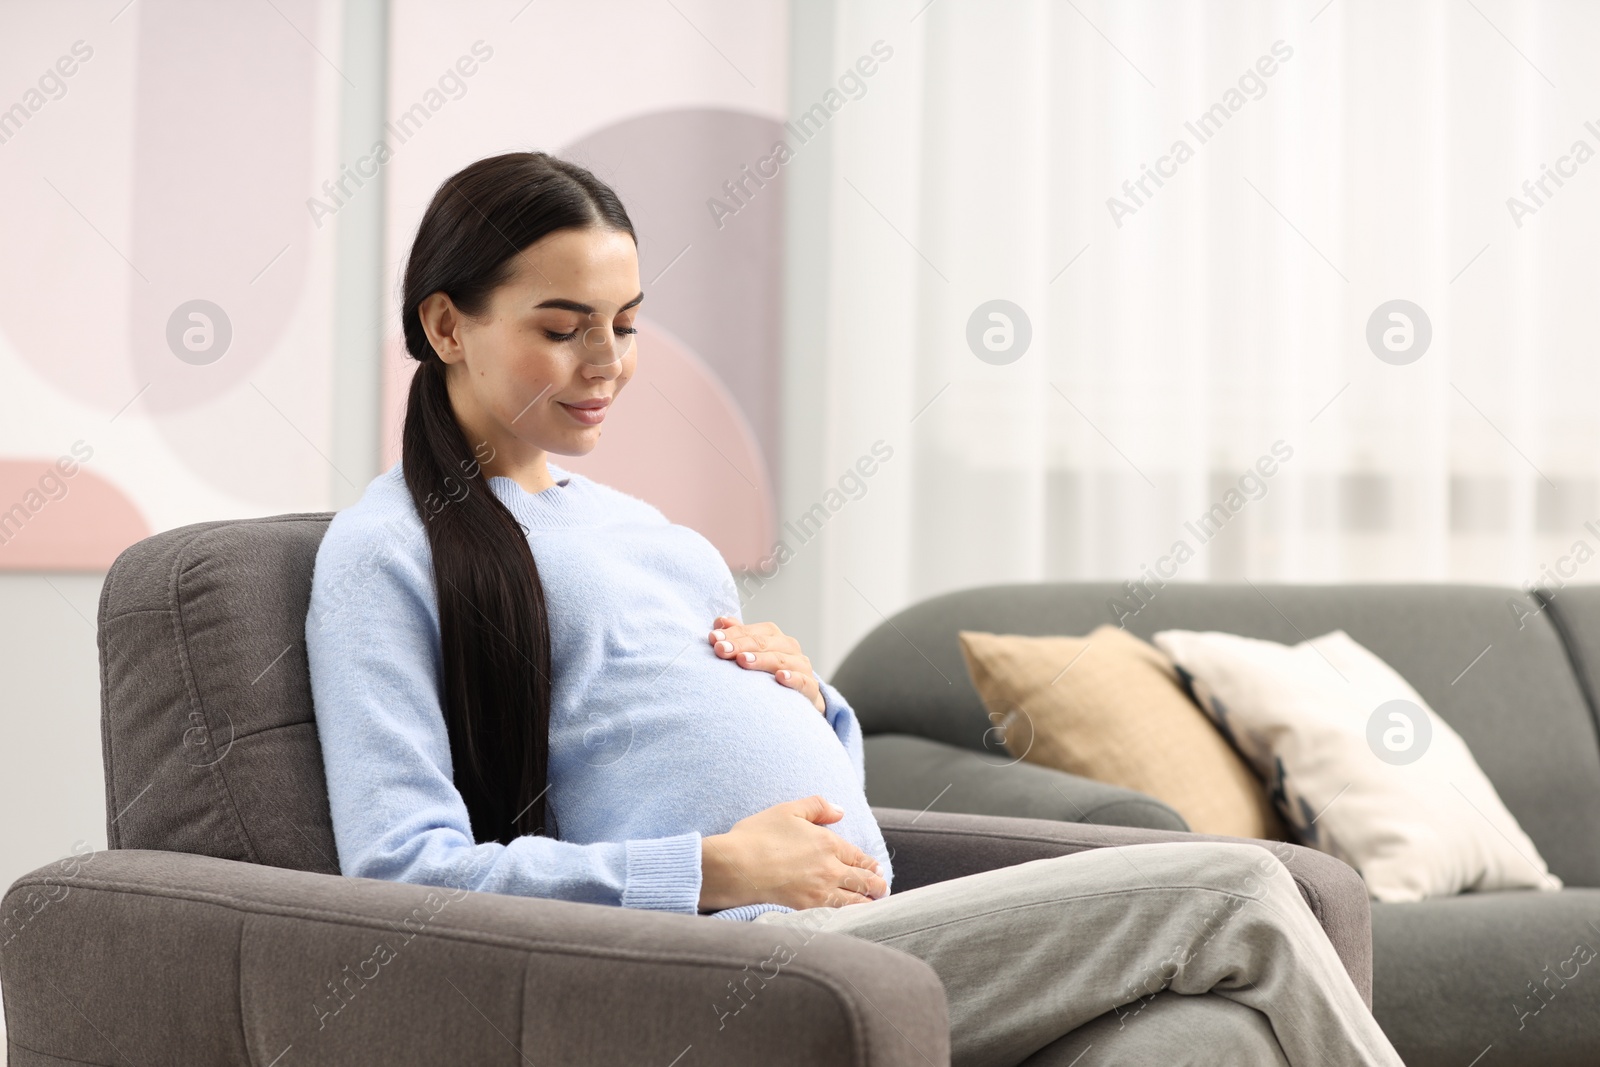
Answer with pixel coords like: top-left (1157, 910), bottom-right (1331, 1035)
top-left (305, 151), bottom-right (1402, 1067)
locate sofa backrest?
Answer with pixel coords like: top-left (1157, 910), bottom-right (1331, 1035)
top-left (831, 581), bottom-right (1600, 888)
top-left (99, 513), bottom-right (340, 875)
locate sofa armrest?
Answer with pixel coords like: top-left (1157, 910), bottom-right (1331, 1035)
top-left (2, 849), bottom-right (948, 1067)
top-left (874, 807), bottom-right (1373, 1009)
top-left (864, 733), bottom-right (1189, 831)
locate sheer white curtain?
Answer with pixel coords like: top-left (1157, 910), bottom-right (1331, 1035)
top-left (772, 0), bottom-right (1600, 673)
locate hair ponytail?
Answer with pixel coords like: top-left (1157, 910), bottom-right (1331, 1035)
top-left (397, 152), bottom-right (636, 845)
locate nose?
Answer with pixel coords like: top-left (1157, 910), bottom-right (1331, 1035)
top-left (580, 335), bottom-right (625, 382)
top-left (579, 321), bottom-right (634, 370)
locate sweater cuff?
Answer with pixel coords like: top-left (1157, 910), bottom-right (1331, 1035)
top-left (710, 902), bottom-right (795, 921)
top-left (621, 831), bottom-right (703, 913)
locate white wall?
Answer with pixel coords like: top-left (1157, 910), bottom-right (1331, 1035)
top-left (0, 574), bottom-right (104, 913)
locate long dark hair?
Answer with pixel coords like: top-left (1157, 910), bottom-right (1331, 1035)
top-left (399, 152), bottom-right (636, 845)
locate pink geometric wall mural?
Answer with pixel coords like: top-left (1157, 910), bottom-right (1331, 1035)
top-left (0, 0), bottom-right (316, 423)
top-left (130, 0), bottom-right (319, 496)
top-left (0, 458), bottom-right (150, 569)
top-left (0, 0), bottom-right (322, 570)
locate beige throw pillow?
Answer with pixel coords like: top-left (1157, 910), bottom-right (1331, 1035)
top-left (958, 625), bottom-right (1286, 839)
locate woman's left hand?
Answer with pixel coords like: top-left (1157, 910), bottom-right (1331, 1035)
top-left (708, 616), bottom-right (827, 715)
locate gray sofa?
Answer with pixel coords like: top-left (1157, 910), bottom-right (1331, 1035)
top-left (1, 515), bottom-right (1372, 1066)
top-left (837, 581), bottom-right (1600, 1067)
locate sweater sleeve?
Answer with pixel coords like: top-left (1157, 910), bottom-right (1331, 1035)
top-left (305, 513), bottom-right (703, 912)
top-left (819, 679), bottom-right (866, 790)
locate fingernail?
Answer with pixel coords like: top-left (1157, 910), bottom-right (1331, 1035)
top-left (777, 669), bottom-right (790, 681)
top-left (739, 651), bottom-right (755, 664)
top-left (711, 629), bottom-right (725, 642)
top-left (716, 641), bottom-right (733, 654)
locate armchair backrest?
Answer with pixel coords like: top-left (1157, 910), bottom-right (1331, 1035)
top-left (99, 513), bottom-right (340, 875)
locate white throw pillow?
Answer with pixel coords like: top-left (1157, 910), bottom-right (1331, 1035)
top-left (1151, 628), bottom-right (1561, 902)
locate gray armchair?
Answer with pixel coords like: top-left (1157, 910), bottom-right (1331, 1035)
top-left (1, 514), bottom-right (1372, 1065)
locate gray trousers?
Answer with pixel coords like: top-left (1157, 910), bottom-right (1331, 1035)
top-left (753, 840), bottom-right (1402, 1067)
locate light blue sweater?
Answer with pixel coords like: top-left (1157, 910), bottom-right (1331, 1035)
top-left (305, 460), bottom-right (892, 921)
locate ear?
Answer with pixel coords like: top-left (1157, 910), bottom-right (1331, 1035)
top-left (417, 291), bottom-right (469, 365)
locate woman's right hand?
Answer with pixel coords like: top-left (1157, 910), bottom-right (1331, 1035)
top-left (698, 795), bottom-right (887, 912)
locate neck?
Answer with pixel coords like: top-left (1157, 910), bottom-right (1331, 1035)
top-left (481, 452), bottom-right (555, 495)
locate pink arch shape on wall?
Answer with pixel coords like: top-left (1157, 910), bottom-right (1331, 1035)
top-left (0, 460), bottom-right (150, 570)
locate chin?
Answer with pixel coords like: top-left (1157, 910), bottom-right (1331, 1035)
top-left (546, 432), bottom-right (603, 458)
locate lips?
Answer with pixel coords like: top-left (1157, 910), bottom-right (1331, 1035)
top-left (559, 396), bottom-right (610, 426)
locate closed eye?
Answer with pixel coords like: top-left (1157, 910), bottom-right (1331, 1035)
top-left (544, 326), bottom-right (639, 341)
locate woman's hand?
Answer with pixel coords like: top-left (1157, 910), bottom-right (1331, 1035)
top-left (699, 795), bottom-right (886, 912)
top-left (709, 615), bottom-right (826, 715)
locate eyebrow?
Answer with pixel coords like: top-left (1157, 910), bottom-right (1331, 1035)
top-left (534, 292), bottom-right (644, 314)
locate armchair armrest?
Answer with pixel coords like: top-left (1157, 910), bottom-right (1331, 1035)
top-left (3, 849), bottom-right (948, 1067)
top-left (864, 733), bottom-right (1189, 831)
top-left (874, 807), bottom-right (1373, 1009)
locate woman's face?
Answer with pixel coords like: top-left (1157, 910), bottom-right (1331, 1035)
top-left (420, 225), bottom-right (641, 470)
